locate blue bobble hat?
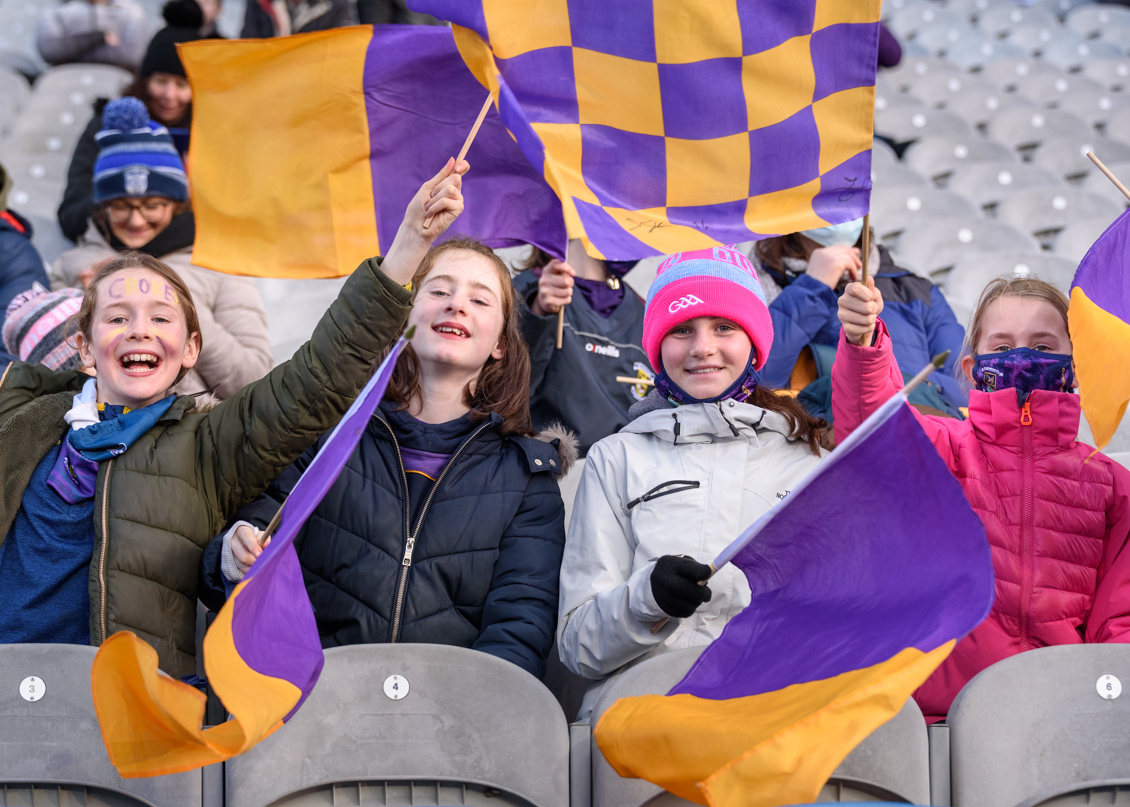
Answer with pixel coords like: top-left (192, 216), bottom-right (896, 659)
top-left (93, 97), bottom-right (188, 204)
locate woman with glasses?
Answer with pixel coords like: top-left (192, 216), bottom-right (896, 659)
top-left (51, 97), bottom-right (272, 400)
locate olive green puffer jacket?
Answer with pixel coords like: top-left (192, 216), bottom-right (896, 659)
top-left (0, 258), bottom-right (412, 678)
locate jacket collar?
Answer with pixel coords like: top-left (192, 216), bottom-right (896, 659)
top-left (967, 388), bottom-right (1080, 449)
top-left (621, 399), bottom-right (796, 445)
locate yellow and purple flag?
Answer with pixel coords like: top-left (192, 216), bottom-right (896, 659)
top-left (410, 0), bottom-right (881, 260)
top-left (91, 332), bottom-right (413, 777)
top-left (1069, 209), bottom-right (1130, 450)
top-left (179, 27), bottom-right (567, 279)
top-left (594, 392), bottom-right (994, 807)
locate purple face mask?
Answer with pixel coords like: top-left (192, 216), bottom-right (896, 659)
top-left (972, 347), bottom-right (1075, 403)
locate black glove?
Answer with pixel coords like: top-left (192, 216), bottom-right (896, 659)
top-left (650, 555), bottom-right (712, 619)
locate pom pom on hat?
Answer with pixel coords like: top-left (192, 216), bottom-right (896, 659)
top-left (102, 97), bottom-right (151, 132)
top-left (162, 0), bottom-right (204, 28)
top-left (642, 246), bottom-right (774, 374)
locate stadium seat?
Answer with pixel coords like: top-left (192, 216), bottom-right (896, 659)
top-left (916, 22), bottom-right (982, 57)
top-left (1056, 89), bottom-right (1129, 130)
top-left (1041, 37), bottom-right (1125, 72)
top-left (33, 64), bottom-right (132, 99)
top-left (0, 65), bottom-right (29, 127)
top-left (587, 648), bottom-right (932, 807)
top-left (986, 107), bottom-right (1092, 152)
top-left (979, 57), bottom-right (1067, 92)
top-left (1106, 452), bottom-right (1130, 470)
top-left (875, 105), bottom-right (973, 145)
top-left (873, 91), bottom-right (926, 119)
top-left (1004, 21), bottom-right (1069, 57)
top-left (881, 0), bottom-right (935, 22)
top-left (889, 6), bottom-right (969, 40)
top-left (947, 161), bottom-right (1064, 211)
top-left (255, 276), bottom-right (348, 366)
top-left (1065, 2), bottom-right (1130, 38)
top-left (946, 87), bottom-right (1037, 130)
top-left (1104, 107), bottom-right (1130, 148)
top-left (1029, 135), bottom-right (1130, 182)
top-left (0, 644), bottom-right (211, 806)
top-left (870, 186), bottom-right (981, 244)
top-left (873, 136), bottom-right (898, 167)
top-left (902, 135), bottom-right (1018, 184)
top-left (943, 36), bottom-right (1028, 71)
top-left (978, 4), bottom-right (1060, 36)
top-left (1081, 160), bottom-right (1130, 208)
top-left (871, 161), bottom-right (931, 192)
top-left (8, 101), bottom-right (97, 140)
top-left (1081, 58), bottom-right (1130, 92)
top-left (945, 250), bottom-right (1079, 314)
top-left (894, 217), bottom-right (1039, 278)
top-left (947, 0), bottom-right (1003, 22)
top-left (949, 644), bottom-right (1130, 807)
top-left (23, 211), bottom-right (74, 264)
top-left (905, 71), bottom-right (997, 110)
top-left (1030, 0), bottom-right (1091, 19)
top-left (884, 56), bottom-right (964, 93)
top-left (1054, 217), bottom-right (1116, 262)
top-left (1012, 72), bottom-right (1107, 111)
top-left (0, 152), bottom-right (69, 184)
top-left (4, 177), bottom-right (65, 219)
top-left (996, 186), bottom-right (1123, 246)
top-left (224, 643), bottom-right (569, 807)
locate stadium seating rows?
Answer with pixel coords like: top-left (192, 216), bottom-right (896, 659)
top-left (0, 640), bottom-right (1127, 807)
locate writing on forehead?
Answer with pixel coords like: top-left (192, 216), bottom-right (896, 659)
top-left (107, 275), bottom-right (179, 305)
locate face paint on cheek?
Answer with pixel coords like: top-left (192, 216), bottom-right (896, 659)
top-left (99, 325), bottom-right (128, 353)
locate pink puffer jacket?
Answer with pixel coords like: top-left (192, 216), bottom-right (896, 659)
top-left (832, 322), bottom-right (1130, 721)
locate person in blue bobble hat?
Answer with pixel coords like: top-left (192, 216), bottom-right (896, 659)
top-left (556, 245), bottom-right (826, 719)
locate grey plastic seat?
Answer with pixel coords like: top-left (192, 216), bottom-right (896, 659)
top-left (894, 216), bottom-right (1039, 277)
top-left (1081, 57), bottom-right (1130, 92)
top-left (1030, 135), bottom-right (1130, 182)
top-left (1065, 2), bottom-right (1130, 37)
top-left (1012, 72), bottom-right (1106, 111)
top-left (870, 161), bottom-right (930, 192)
top-left (224, 644), bottom-right (569, 807)
top-left (1041, 37), bottom-right (1125, 71)
top-left (0, 65), bottom-right (29, 121)
top-left (916, 22), bottom-right (982, 58)
top-left (947, 161), bottom-right (1064, 211)
top-left (587, 648), bottom-right (931, 807)
top-left (906, 71), bottom-right (997, 109)
top-left (872, 136), bottom-right (898, 167)
top-left (0, 151), bottom-right (69, 184)
top-left (4, 177), bottom-right (64, 218)
top-left (945, 250), bottom-right (1079, 311)
top-left (1030, 0), bottom-right (1091, 19)
top-left (943, 36), bottom-right (1027, 70)
top-left (1057, 88), bottom-right (1129, 129)
top-left (902, 135), bottom-right (1017, 183)
top-left (1107, 107), bottom-right (1130, 147)
top-left (23, 211), bottom-right (74, 263)
top-left (875, 104), bottom-right (973, 144)
top-left (1004, 21), bottom-right (1070, 56)
top-left (1054, 216), bottom-right (1117, 262)
top-left (986, 107), bottom-right (1092, 151)
top-left (947, 0), bottom-right (1009, 22)
top-left (884, 56), bottom-right (965, 93)
top-left (33, 64), bottom-right (132, 99)
top-left (1082, 159), bottom-right (1130, 208)
top-left (0, 644), bottom-right (209, 807)
top-left (978, 4), bottom-right (1060, 36)
top-left (9, 101), bottom-right (96, 140)
top-left (889, 5), bottom-right (968, 39)
top-left (949, 644), bottom-right (1130, 807)
top-left (1106, 451), bottom-right (1130, 470)
top-left (997, 186), bottom-right (1123, 245)
top-left (947, 87), bottom-right (1037, 130)
top-left (881, 0), bottom-right (934, 22)
top-left (871, 187), bottom-right (981, 249)
top-left (873, 91), bottom-right (926, 122)
top-left (979, 57), bottom-right (1067, 92)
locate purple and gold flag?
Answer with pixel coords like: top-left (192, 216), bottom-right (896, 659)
top-left (410, 0), bottom-right (881, 260)
top-left (91, 332), bottom-right (413, 777)
top-left (595, 392), bottom-right (994, 807)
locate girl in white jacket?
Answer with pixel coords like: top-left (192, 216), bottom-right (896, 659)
top-left (557, 245), bottom-right (826, 717)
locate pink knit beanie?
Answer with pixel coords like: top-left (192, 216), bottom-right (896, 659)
top-left (642, 246), bottom-right (774, 373)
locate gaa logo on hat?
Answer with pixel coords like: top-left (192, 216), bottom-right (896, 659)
top-left (667, 294), bottom-right (703, 314)
top-left (124, 166), bottom-right (150, 196)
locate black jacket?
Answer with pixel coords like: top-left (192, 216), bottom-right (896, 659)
top-left (0, 209), bottom-right (48, 365)
top-left (202, 405), bottom-right (572, 679)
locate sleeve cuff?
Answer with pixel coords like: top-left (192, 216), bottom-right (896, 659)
top-left (221, 521), bottom-right (252, 584)
top-left (627, 560), bottom-right (670, 623)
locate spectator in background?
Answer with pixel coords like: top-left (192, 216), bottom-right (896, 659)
top-left (747, 220), bottom-right (966, 425)
top-left (196, 0), bottom-right (222, 35)
top-left (205, 232), bottom-right (572, 680)
top-left (241, 0), bottom-right (347, 38)
top-left (515, 241), bottom-right (651, 457)
top-left (355, 0), bottom-right (438, 25)
top-left (57, 0), bottom-right (205, 242)
top-left (51, 98), bottom-right (272, 399)
top-left (36, 0), bottom-right (149, 69)
top-left (0, 163), bottom-right (50, 361)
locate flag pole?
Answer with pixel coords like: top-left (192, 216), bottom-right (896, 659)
top-left (423, 94), bottom-right (493, 230)
top-left (556, 307), bottom-right (565, 348)
top-left (256, 505), bottom-right (284, 548)
top-left (1087, 151), bottom-right (1130, 202)
top-left (616, 375), bottom-right (655, 386)
top-left (858, 212), bottom-right (871, 346)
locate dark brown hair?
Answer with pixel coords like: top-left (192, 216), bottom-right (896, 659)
top-left (384, 237), bottom-right (535, 437)
top-left (68, 252), bottom-right (201, 384)
top-left (519, 247), bottom-right (553, 272)
top-left (749, 387), bottom-right (826, 456)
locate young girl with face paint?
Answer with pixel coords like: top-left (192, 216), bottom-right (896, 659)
top-left (749, 219), bottom-right (967, 420)
top-left (833, 274), bottom-right (1130, 722)
top-left (556, 246), bottom-right (826, 718)
top-left (203, 238), bottom-right (573, 679)
top-left (0, 159), bottom-right (467, 678)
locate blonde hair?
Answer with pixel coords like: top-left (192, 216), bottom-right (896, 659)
top-left (961, 275), bottom-right (1070, 365)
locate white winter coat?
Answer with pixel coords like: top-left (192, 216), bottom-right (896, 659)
top-left (36, 0), bottom-right (149, 69)
top-left (557, 397), bottom-right (825, 717)
top-left (51, 222), bottom-right (273, 399)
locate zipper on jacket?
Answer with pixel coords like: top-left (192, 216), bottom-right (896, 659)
top-left (377, 417), bottom-right (492, 643)
top-left (1019, 401), bottom-right (1034, 652)
top-left (98, 459), bottom-right (115, 644)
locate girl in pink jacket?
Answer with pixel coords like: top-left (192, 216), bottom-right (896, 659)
top-left (832, 274), bottom-right (1130, 722)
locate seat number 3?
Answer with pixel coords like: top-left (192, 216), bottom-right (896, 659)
top-left (20, 676), bottom-right (45, 702)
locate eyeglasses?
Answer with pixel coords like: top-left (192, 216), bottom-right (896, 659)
top-left (104, 199), bottom-right (173, 224)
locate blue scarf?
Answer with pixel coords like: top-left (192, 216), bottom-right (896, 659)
top-left (654, 348), bottom-right (761, 407)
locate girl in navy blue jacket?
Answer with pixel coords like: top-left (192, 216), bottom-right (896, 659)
top-left (203, 237), bottom-right (573, 679)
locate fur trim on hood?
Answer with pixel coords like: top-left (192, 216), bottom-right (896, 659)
top-left (188, 391), bottom-right (222, 413)
top-left (535, 422), bottom-right (579, 477)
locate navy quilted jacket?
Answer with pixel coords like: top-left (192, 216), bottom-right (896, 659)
top-left (204, 407), bottom-right (567, 679)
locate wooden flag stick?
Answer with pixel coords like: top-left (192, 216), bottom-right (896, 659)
top-left (423, 94), bottom-right (493, 230)
top-left (1087, 151), bottom-right (1130, 203)
top-left (858, 213), bottom-right (871, 346)
top-left (556, 307), bottom-right (565, 349)
top-left (256, 504), bottom-right (284, 548)
top-left (616, 375), bottom-right (655, 386)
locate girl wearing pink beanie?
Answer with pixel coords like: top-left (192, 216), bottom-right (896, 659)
top-left (556, 245), bottom-right (827, 720)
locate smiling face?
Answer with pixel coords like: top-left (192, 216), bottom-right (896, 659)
top-left (660, 316), bottom-right (753, 400)
top-left (76, 267), bottom-right (200, 408)
top-left (961, 294), bottom-right (1073, 382)
top-left (106, 196), bottom-right (175, 249)
top-left (406, 250), bottom-right (506, 385)
top-left (146, 73), bottom-right (192, 125)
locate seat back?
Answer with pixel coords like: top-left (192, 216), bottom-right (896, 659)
top-left (949, 644), bottom-right (1130, 807)
top-left (0, 644), bottom-right (204, 807)
top-left (589, 648), bottom-right (929, 806)
top-left (224, 643), bottom-right (569, 807)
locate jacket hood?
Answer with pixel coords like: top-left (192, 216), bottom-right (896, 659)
top-left (534, 422), bottom-right (578, 477)
top-left (966, 387), bottom-right (1081, 449)
top-left (622, 397), bottom-right (800, 446)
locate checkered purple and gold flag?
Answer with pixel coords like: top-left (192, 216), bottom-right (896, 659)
top-left (408, 0), bottom-right (881, 261)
